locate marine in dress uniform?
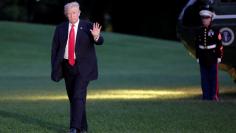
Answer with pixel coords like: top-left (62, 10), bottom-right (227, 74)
top-left (195, 7), bottom-right (223, 101)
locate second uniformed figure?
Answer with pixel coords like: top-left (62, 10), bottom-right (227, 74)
top-left (195, 6), bottom-right (223, 101)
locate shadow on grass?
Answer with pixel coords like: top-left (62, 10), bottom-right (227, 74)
top-left (221, 91), bottom-right (236, 98)
top-left (0, 110), bottom-right (67, 133)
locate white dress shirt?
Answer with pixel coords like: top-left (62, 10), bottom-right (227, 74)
top-left (64, 20), bottom-right (79, 59)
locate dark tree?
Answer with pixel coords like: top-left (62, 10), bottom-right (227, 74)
top-left (0, 0), bottom-right (188, 40)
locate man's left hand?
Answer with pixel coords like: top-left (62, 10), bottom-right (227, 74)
top-left (90, 22), bottom-right (102, 41)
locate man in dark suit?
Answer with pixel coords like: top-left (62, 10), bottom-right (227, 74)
top-left (51, 1), bottom-right (104, 133)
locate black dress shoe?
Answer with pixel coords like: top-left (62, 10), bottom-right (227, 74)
top-left (69, 128), bottom-right (78, 133)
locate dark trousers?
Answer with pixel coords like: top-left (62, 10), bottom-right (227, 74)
top-left (62, 60), bottom-right (89, 131)
top-left (200, 63), bottom-right (219, 100)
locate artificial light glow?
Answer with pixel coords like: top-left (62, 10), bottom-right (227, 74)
top-left (0, 89), bottom-right (201, 101)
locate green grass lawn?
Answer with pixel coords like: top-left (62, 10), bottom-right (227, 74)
top-left (0, 21), bottom-right (235, 133)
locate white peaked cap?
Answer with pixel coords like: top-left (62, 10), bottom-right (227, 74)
top-left (199, 10), bottom-right (214, 17)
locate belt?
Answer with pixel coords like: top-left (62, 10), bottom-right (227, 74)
top-left (199, 44), bottom-right (216, 49)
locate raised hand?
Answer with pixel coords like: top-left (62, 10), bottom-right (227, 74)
top-left (90, 22), bottom-right (102, 41)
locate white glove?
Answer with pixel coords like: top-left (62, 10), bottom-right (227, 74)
top-left (197, 59), bottom-right (199, 63)
top-left (217, 58), bottom-right (221, 63)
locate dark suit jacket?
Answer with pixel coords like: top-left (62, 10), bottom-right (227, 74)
top-left (51, 20), bottom-right (104, 82)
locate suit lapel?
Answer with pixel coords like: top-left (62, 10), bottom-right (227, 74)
top-left (75, 20), bottom-right (84, 56)
top-left (62, 21), bottom-right (84, 57)
top-left (62, 22), bottom-right (69, 48)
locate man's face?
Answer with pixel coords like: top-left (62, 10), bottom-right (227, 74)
top-left (67, 7), bottom-right (80, 24)
top-left (201, 16), bottom-right (212, 27)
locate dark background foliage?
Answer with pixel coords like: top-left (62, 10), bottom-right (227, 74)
top-left (0, 0), bottom-right (189, 40)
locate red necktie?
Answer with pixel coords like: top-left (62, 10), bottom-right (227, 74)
top-left (68, 24), bottom-right (75, 66)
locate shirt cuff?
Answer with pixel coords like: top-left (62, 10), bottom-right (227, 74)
top-left (94, 35), bottom-right (100, 42)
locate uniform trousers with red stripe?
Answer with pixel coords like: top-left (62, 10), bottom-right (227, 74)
top-left (200, 63), bottom-right (219, 100)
